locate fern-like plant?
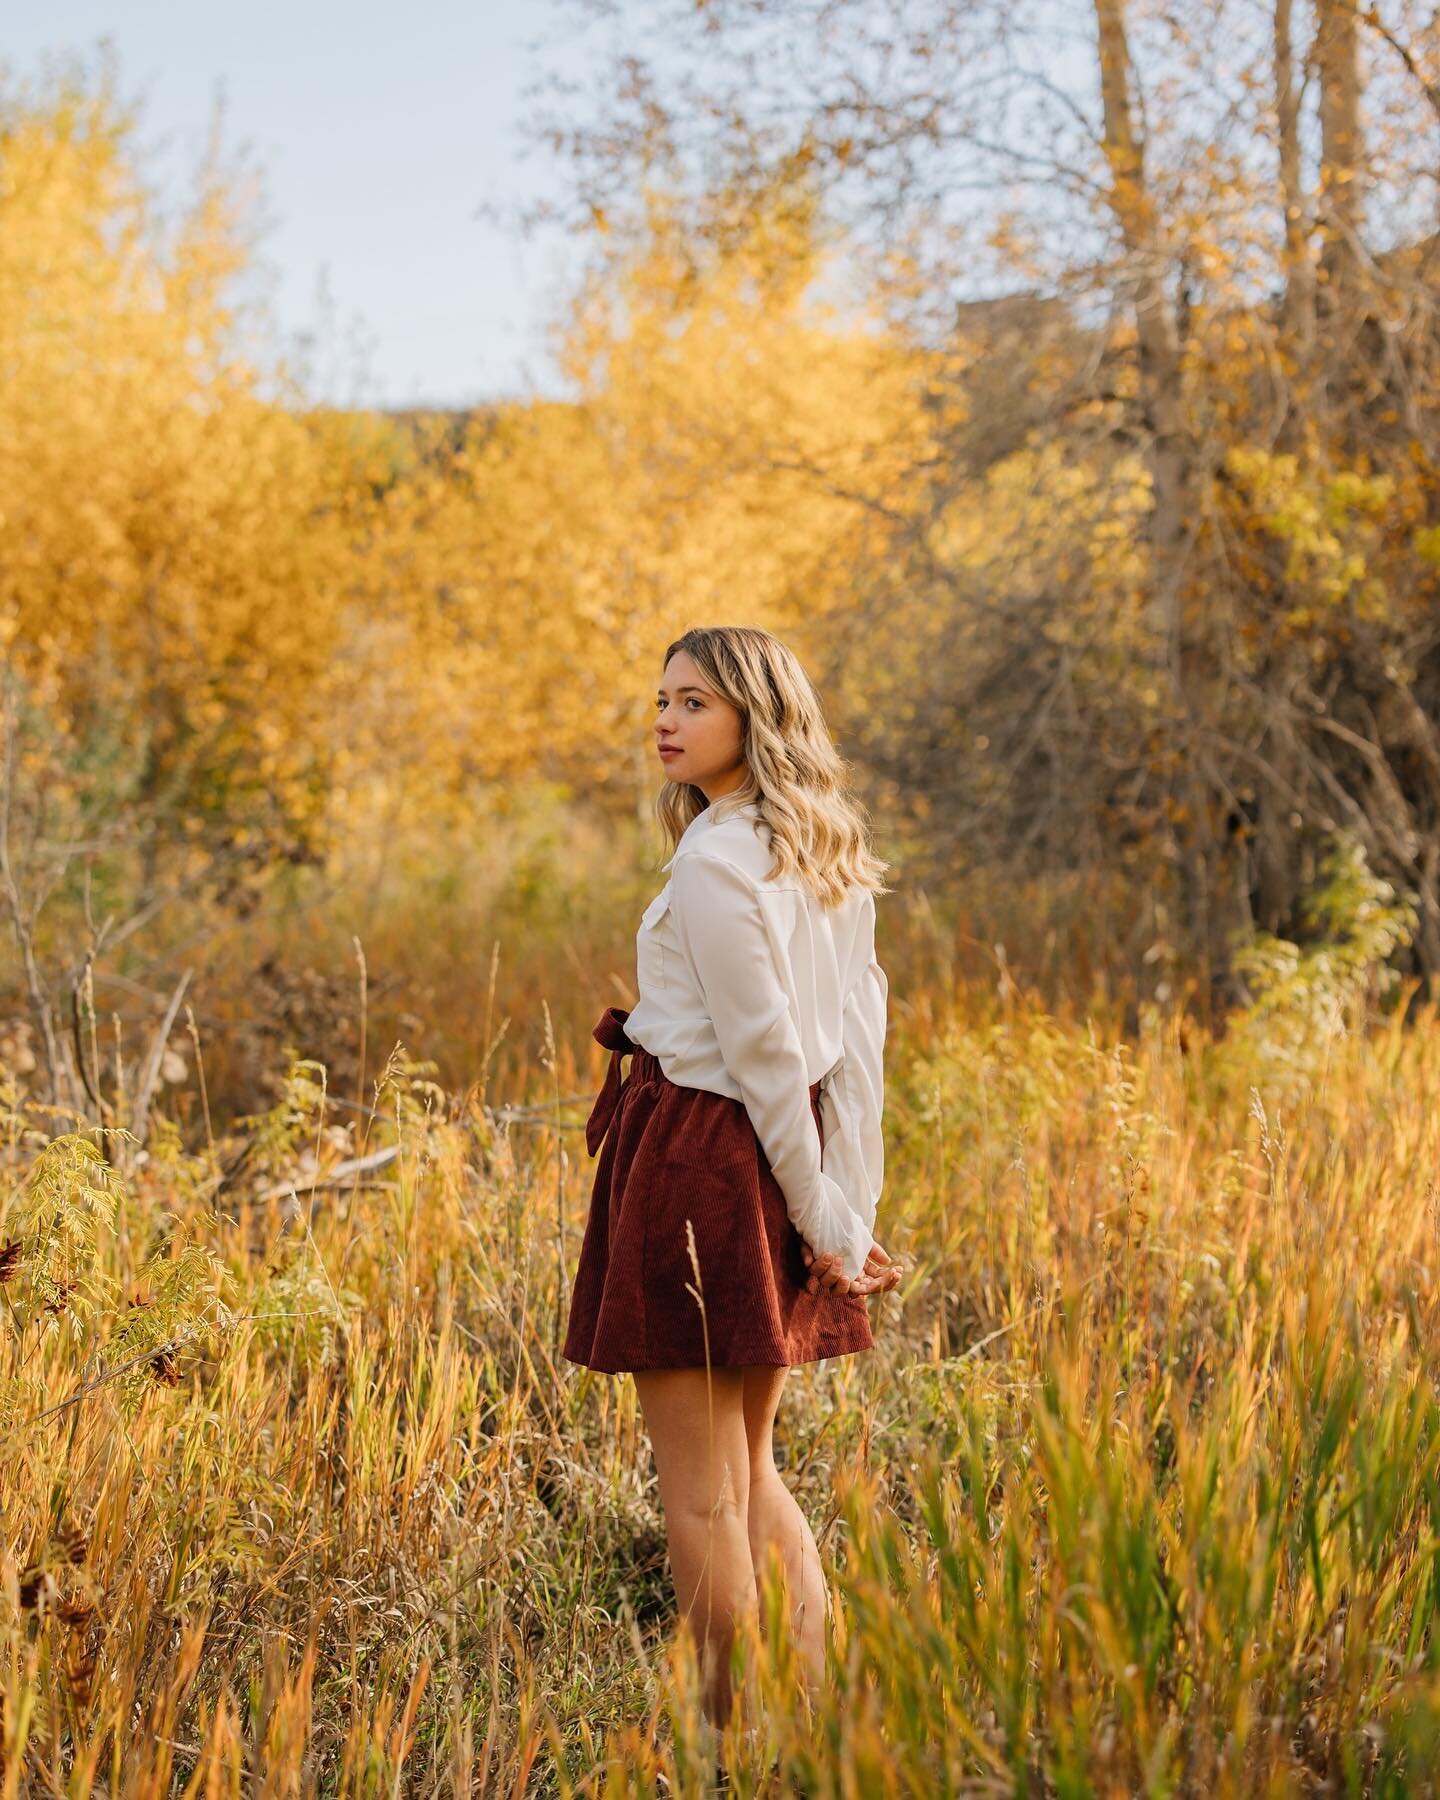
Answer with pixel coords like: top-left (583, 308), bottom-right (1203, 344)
top-left (1218, 829), bottom-right (1419, 1094)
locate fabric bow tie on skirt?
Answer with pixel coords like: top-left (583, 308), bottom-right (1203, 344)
top-left (585, 1005), bottom-right (638, 1156)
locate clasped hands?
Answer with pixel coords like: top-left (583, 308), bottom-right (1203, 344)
top-left (800, 1238), bottom-right (902, 1297)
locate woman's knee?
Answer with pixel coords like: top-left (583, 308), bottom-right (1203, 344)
top-left (667, 1451), bottom-right (751, 1535)
top-left (667, 1500), bottom-right (756, 1630)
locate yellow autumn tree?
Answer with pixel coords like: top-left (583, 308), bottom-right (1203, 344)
top-left (412, 180), bottom-right (942, 813)
top-left (0, 64), bottom-right (418, 906)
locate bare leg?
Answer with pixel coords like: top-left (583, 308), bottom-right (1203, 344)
top-left (741, 1365), bottom-right (828, 1691)
top-left (633, 1366), bottom-right (755, 1727)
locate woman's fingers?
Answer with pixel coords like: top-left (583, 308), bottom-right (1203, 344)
top-left (863, 1241), bottom-right (902, 1285)
top-left (800, 1241), bottom-right (904, 1297)
top-left (810, 1270), bottom-right (900, 1296)
top-left (843, 1265), bottom-right (900, 1295)
top-left (807, 1250), bottom-right (851, 1295)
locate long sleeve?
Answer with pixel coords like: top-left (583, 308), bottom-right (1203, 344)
top-left (817, 897), bottom-right (887, 1259)
top-left (668, 851), bottom-right (875, 1281)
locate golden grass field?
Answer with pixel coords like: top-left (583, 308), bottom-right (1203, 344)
top-left (4, 848), bottom-right (1440, 1797)
top-left (7, 13), bottom-right (1440, 1786)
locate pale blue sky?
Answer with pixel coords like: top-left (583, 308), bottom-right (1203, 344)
top-left (4, 3), bottom-right (586, 409)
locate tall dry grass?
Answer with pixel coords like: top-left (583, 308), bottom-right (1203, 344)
top-left (2, 834), bottom-right (1439, 1794)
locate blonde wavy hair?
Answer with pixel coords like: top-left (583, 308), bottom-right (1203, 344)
top-left (655, 626), bottom-right (892, 907)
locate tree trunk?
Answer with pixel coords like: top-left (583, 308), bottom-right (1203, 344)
top-left (1094, 0), bottom-right (1193, 679)
top-left (1315, 0), bottom-right (1365, 313)
top-left (1248, 0), bottom-right (1316, 942)
top-left (1094, 0), bottom-right (1236, 997)
top-left (1274, 0), bottom-right (1315, 359)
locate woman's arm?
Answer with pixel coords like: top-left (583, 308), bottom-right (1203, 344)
top-left (817, 893), bottom-right (887, 1261)
top-left (668, 850), bottom-right (875, 1282)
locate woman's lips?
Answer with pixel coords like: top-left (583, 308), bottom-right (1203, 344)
top-left (658, 746), bottom-right (683, 758)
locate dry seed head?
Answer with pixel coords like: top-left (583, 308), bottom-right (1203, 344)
top-left (57, 1522), bottom-right (88, 1565)
top-left (18, 1567), bottom-right (58, 1616)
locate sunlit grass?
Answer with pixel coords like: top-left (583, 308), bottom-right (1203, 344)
top-left (4, 849), bottom-right (1440, 1793)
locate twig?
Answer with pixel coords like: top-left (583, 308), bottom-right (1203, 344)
top-left (26, 1331), bottom-right (199, 1426)
top-left (253, 1144), bottom-right (401, 1203)
top-left (1359, 7), bottom-right (1440, 124)
top-left (131, 968), bottom-right (194, 1149)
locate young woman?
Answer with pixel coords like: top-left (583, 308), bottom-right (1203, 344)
top-left (562, 624), bottom-right (900, 1732)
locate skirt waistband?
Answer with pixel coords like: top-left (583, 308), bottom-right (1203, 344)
top-left (585, 1004), bottom-right (821, 1159)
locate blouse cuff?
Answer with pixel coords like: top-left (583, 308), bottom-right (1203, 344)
top-left (802, 1171), bottom-right (874, 1282)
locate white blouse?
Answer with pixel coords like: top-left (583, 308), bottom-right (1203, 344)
top-left (624, 796), bottom-right (888, 1281)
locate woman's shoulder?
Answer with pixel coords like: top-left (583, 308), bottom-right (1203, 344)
top-left (670, 839), bottom-right (775, 898)
top-left (669, 809), bottom-right (877, 913)
top-left (673, 837), bottom-right (873, 920)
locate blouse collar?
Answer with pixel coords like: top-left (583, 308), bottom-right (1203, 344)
top-left (663, 796), bottom-right (761, 870)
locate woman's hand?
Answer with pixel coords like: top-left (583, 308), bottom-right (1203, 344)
top-left (802, 1238), bottom-right (902, 1297)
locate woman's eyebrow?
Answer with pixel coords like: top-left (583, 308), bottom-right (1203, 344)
top-left (657, 685), bottom-right (709, 697)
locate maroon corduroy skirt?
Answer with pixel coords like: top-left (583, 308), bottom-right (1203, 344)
top-left (562, 1005), bottom-right (875, 1373)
